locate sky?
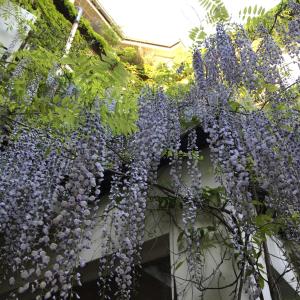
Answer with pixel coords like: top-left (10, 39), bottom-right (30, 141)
top-left (98, 0), bottom-right (281, 46)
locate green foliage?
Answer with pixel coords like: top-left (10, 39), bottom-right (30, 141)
top-left (0, 0), bottom-right (143, 135)
top-left (195, 226), bottom-right (218, 250)
top-left (52, 0), bottom-right (108, 55)
top-left (1, 51), bottom-right (139, 134)
top-left (177, 225), bottom-right (218, 252)
top-left (0, 1), bottom-right (31, 38)
top-left (244, 0), bottom-right (294, 45)
top-left (144, 61), bottom-right (193, 99)
top-left (189, 26), bottom-right (207, 43)
top-left (202, 186), bottom-right (226, 207)
top-left (100, 87), bottom-right (139, 135)
top-left (13, 0), bottom-right (86, 55)
top-left (198, 0), bottom-right (229, 24)
top-left (117, 47), bottom-right (143, 66)
top-left (98, 22), bottom-right (121, 47)
top-left (188, 0), bottom-right (231, 43)
top-left (239, 5), bottom-right (266, 23)
top-left (190, 0), bottom-right (296, 47)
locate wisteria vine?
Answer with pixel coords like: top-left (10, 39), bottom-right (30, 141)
top-left (0, 1), bottom-right (300, 299)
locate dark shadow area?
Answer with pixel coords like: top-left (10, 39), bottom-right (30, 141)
top-left (74, 256), bottom-right (172, 300)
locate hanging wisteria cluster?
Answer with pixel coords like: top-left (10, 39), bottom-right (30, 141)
top-left (0, 112), bottom-right (107, 299)
top-left (186, 2), bottom-right (300, 296)
top-left (98, 89), bottom-right (181, 298)
top-left (0, 1), bottom-right (300, 299)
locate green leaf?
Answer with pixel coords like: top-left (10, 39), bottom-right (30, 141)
top-left (177, 231), bottom-right (184, 243)
top-left (265, 83), bottom-right (278, 92)
top-left (254, 214), bottom-right (273, 227)
top-left (276, 103), bottom-right (287, 111)
top-left (258, 275), bottom-right (265, 289)
top-left (253, 4), bottom-right (258, 14)
top-left (252, 200), bottom-right (263, 206)
top-left (228, 100), bottom-right (241, 112)
top-left (175, 260), bottom-right (185, 271)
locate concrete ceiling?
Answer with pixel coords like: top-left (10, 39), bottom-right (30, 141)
top-left (97, 0), bottom-right (280, 46)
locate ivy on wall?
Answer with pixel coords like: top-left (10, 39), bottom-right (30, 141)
top-left (0, 0), bottom-right (142, 135)
top-left (52, 0), bottom-right (109, 56)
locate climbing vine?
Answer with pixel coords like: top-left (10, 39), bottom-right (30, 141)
top-left (0, 0), bottom-right (299, 299)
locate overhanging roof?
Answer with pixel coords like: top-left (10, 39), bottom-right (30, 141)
top-left (75, 0), bottom-right (184, 50)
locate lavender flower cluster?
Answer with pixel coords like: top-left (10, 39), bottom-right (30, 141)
top-left (0, 3), bottom-right (300, 299)
top-left (0, 113), bottom-right (106, 299)
top-left (188, 12), bottom-right (299, 298)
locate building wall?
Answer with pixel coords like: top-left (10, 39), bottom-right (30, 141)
top-left (81, 146), bottom-right (300, 299)
top-left (74, 0), bottom-right (113, 34)
top-left (72, 0), bottom-right (187, 66)
top-left (79, 147), bottom-right (248, 299)
top-left (0, 1), bottom-right (35, 59)
top-left (121, 40), bottom-right (187, 66)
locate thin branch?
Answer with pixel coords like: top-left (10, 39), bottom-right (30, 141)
top-left (260, 79), bottom-right (300, 110)
top-left (268, 1), bottom-right (287, 34)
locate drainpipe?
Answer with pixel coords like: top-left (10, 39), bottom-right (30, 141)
top-left (64, 6), bottom-right (83, 56)
top-left (46, 6), bottom-right (83, 98)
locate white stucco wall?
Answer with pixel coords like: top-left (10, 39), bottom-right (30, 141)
top-left (80, 148), bottom-right (216, 261)
top-left (0, 1), bottom-right (35, 59)
top-left (267, 237), bottom-right (300, 295)
top-left (80, 147), bottom-right (249, 299)
top-left (82, 146), bottom-right (300, 299)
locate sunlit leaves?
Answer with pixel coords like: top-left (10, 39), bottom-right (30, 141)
top-left (0, 1), bottom-right (300, 299)
top-left (198, 0), bottom-right (230, 24)
top-left (189, 26), bottom-right (207, 43)
top-left (238, 5), bottom-right (266, 23)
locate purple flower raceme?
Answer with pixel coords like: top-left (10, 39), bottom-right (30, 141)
top-left (0, 5), bottom-right (300, 299)
top-left (216, 24), bottom-right (240, 84)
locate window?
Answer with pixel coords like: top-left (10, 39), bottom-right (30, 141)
top-left (75, 235), bottom-right (172, 299)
